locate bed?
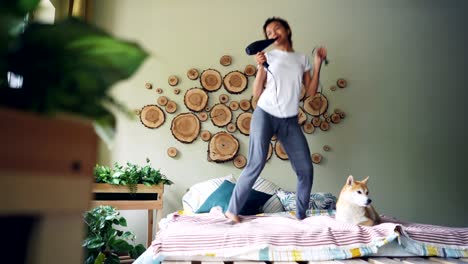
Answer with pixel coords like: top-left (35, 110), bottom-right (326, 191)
top-left (134, 176), bottom-right (468, 263)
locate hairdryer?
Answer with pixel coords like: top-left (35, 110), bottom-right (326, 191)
top-left (245, 38), bottom-right (277, 68)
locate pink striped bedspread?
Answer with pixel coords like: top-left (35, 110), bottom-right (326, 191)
top-left (134, 210), bottom-right (468, 264)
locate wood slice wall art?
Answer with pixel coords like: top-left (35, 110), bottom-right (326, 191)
top-left (227, 123), bottom-right (237, 133)
top-left (184, 88), bottom-right (208, 112)
top-left (236, 112), bottom-right (252, 136)
top-left (200, 130), bottom-right (211, 141)
top-left (312, 153), bottom-right (322, 164)
top-left (337, 78), bottom-right (347, 88)
top-left (167, 147), bottom-right (178, 157)
top-left (298, 107), bottom-right (307, 125)
top-left (220, 55), bottom-right (232, 66)
top-left (187, 68), bottom-right (199, 80)
top-left (303, 122), bottom-right (315, 134)
top-left (197, 112), bottom-right (208, 121)
top-left (267, 142), bottom-right (273, 161)
top-left (140, 54), bottom-right (349, 168)
top-left (233, 154), bottom-right (246, 169)
top-left (274, 141), bottom-right (288, 160)
top-left (157, 96), bottom-right (168, 106)
top-left (171, 112), bottom-right (200, 143)
top-left (251, 96), bottom-right (258, 110)
top-left (168, 75), bottom-right (179, 86)
top-left (208, 132), bottom-right (239, 163)
top-left (304, 93), bottom-right (328, 116)
top-left (229, 101), bottom-right (239, 111)
top-left (239, 99), bottom-right (251, 111)
top-left (165, 100), bottom-right (177, 113)
top-left (200, 69), bottom-right (222, 92)
top-left (244, 64), bottom-right (257, 76)
top-left (210, 103), bottom-right (232, 127)
top-left (140, 105), bottom-right (165, 129)
top-left (223, 71), bottom-right (248, 94)
top-left (219, 94), bottom-right (229, 104)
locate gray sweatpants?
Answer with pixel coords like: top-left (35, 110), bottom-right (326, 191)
top-left (227, 107), bottom-right (314, 219)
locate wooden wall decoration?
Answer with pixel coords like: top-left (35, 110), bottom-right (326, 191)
top-left (139, 52), bottom-right (349, 168)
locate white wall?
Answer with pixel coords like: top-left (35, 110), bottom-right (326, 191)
top-left (91, 0), bottom-right (468, 245)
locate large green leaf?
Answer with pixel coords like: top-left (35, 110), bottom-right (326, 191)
top-left (1, 17), bottom-right (148, 135)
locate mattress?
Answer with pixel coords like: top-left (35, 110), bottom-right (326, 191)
top-left (134, 209), bottom-right (468, 264)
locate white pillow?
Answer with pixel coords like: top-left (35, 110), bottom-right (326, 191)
top-left (252, 177), bottom-right (284, 213)
top-left (182, 174), bottom-right (236, 213)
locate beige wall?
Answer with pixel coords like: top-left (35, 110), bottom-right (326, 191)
top-left (91, 0), bottom-right (468, 245)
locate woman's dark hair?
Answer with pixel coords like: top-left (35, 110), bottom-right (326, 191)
top-left (263, 17), bottom-right (292, 46)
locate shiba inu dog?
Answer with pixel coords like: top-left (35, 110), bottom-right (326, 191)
top-left (335, 175), bottom-right (381, 226)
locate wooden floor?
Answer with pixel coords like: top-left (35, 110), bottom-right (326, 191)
top-left (159, 258), bottom-right (468, 264)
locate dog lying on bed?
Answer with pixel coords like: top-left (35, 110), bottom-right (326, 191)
top-left (336, 175), bottom-right (381, 226)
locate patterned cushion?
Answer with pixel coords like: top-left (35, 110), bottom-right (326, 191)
top-left (252, 177), bottom-right (284, 213)
top-left (195, 180), bottom-right (272, 215)
top-left (182, 174), bottom-right (236, 213)
top-left (276, 189), bottom-right (337, 211)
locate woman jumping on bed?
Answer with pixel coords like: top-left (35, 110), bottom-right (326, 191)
top-left (226, 17), bottom-right (327, 223)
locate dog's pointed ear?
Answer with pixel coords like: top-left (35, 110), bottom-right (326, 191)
top-left (362, 176), bottom-right (369, 183)
top-left (347, 175), bottom-right (354, 186)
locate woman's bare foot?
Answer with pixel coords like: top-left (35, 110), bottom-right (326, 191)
top-left (225, 211), bottom-right (240, 223)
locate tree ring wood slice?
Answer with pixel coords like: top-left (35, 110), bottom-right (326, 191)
top-left (200, 69), bottom-right (222, 92)
top-left (157, 96), bottom-right (168, 106)
top-left (156, 88), bottom-right (163, 94)
top-left (239, 99), bottom-right (251, 111)
top-left (210, 103), bottom-right (232, 127)
top-left (300, 85), bottom-right (306, 101)
top-left (251, 96), bottom-right (258, 110)
top-left (168, 75), bottom-right (179, 86)
top-left (229, 101), bottom-right (239, 111)
top-left (339, 111), bottom-right (346, 119)
top-left (244, 64), bottom-right (257, 76)
top-left (274, 141), bottom-right (288, 160)
top-left (331, 113), bottom-right (341, 124)
top-left (197, 112), bottom-right (208, 121)
top-left (337, 78), bottom-right (347, 88)
top-left (303, 122), bottom-right (315, 134)
top-left (323, 145), bottom-right (331, 152)
top-left (140, 105), bottom-right (165, 129)
top-left (236, 112), bottom-right (252, 136)
top-left (184, 87), bottom-right (208, 112)
top-left (171, 112), bottom-right (200, 143)
top-left (312, 117), bottom-right (322, 127)
top-left (187, 68), bottom-right (199, 80)
top-left (298, 107), bottom-right (307, 125)
top-left (312, 153), bottom-right (322, 164)
top-left (220, 55), bottom-right (232, 66)
top-left (227, 123), bottom-right (237, 133)
top-left (145, 82), bottom-right (152, 89)
top-left (320, 121), bottom-right (330, 131)
top-left (330, 85), bottom-right (337, 91)
top-left (267, 143), bottom-right (273, 161)
top-left (223, 71), bottom-right (248, 94)
top-left (200, 130), bottom-right (212, 141)
top-left (165, 100), bottom-right (177, 114)
top-left (304, 93), bottom-right (328, 116)
top-left (219, 94), bottom-right (229, 104)
top-left (174, 88), bottom-right (180, 95)
top-left (208, 132), bottom-right (239, 163)
top-left (233, 154), bottom-right (247, 169)
top-left (167, 147), bottom-right (178, 158)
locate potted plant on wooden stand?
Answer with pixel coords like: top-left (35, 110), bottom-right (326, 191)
top-left (0, 1), bottom-right (148, 263)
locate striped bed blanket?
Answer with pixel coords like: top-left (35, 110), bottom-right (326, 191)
top-left (134, 210), bottom-right (468, 264)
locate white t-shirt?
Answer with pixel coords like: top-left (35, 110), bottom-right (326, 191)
top-left (257, 49), bottom-right (311, 118)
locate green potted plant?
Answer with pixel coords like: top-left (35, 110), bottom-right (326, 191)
top-left (83, 205), bottom-right (146, 264)
top-left (93, 158), bottom-right (174, 193)
top-left (0, 0), bottom-right (148, 145)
